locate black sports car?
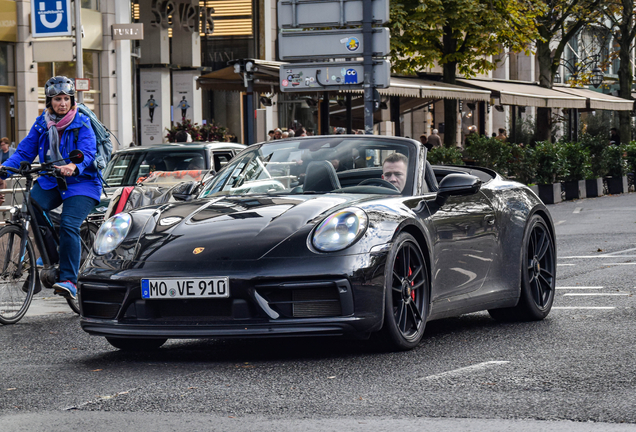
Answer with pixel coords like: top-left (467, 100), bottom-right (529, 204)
top-left (79, 135), bottom-right (556, 351)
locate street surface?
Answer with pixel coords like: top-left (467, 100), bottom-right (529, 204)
top-left (2, 193), bottom-right (636, 431)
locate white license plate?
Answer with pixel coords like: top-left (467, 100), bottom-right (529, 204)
top-left (141, 277), bottom-right (230, 299)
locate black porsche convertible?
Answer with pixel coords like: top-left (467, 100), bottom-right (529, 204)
top-left (79, 135), bottom-right (556, 351)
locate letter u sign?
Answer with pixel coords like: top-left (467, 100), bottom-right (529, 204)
top-left (31, 0), bottom-right (72, 37)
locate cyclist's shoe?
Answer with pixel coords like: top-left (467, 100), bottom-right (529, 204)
top-left (53, 280), bottom-right (77, 300)
top-left (36, 257), bottom-right (43, 267)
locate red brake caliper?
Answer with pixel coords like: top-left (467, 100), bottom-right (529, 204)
top-left (409, 267), bottom-right (415, 300)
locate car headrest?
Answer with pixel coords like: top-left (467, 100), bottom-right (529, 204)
top-left (303, 160), bottom-right (341, 192)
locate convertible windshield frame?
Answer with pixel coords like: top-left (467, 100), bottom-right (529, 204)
top-left (199, 137), bottom-right (418, 198)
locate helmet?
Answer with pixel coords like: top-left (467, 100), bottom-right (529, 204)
top-left (45, 76), bottom-right (75, 108)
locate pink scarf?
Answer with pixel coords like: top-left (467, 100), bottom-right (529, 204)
top-left (46, 107), bottom-right (77, 136)
top-left (44, 107), bottom-right (77, 164)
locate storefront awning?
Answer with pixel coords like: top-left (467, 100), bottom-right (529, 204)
top-left (196, 59), bottom-right (284, 93)
top-left (374, 77), bottom-right (491, 101)
top-left (458, 78), bottom-right (587, 109)
top-left (554, 86), bottom-right (634, 111)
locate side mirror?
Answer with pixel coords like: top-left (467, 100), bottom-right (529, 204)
top-left (437, 173), bottom-right (481, 204)
top-left (171, 181), bottom-right (200, 201)
top-left (69, 149), bottom-right (84, 165)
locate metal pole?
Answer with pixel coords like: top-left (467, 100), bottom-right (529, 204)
top-left (246, 80), bottom-right (254, 144)
top-left (362, 0), bottom-right (374, 134)
top-left (75, 0), bottom-right (83, 104)
top-left (346, 94), bottom-right (352, 134)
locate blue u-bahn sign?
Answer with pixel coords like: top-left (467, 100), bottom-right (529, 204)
top-left (31, 0), bottom-right (72, 38)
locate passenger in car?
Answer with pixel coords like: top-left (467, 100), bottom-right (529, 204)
top-left (381, 153), bottom-right (408, 192)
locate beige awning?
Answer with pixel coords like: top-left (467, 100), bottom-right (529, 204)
top-left (458, 78), bottom-right (588, 109)
top-left (554, 86), bottom-right (634, 111)
top-left (374, 77), bottom-right (491, 101)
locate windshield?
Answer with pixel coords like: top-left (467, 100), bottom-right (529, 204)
top-left (102, 149), bottom-right (207, 187)
top-left (199, 137), bottom-right (414, 198)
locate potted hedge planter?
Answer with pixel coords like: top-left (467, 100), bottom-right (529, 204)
top-left (603, 144), bottom-right (628, 194)
top-left (560, 142), bottom-right (590, 201)
top-left (585, 177), bottom-right (604, 197)
top-left (537, 183), bottom-right (562, 204)
top-left (533, 141), bottom-right (565, 204)
top-left (562, 180), bottom-right (586, 200)
top-left (605, 175), bottom-right (628, 194)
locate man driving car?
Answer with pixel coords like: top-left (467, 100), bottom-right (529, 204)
top-left (381, 153), bottom-right (408, 192)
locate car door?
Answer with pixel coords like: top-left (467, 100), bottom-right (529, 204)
top-left (426, 190), bottom-right (497, 301)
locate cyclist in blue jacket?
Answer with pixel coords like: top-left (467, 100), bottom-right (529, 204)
top-left (0, 76), bottom-right (100, 299)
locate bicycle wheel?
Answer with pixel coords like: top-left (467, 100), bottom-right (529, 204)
top-left (66, 221), bottom-right (98, 315)
top-left (0, 225), bottom-right (37, 325)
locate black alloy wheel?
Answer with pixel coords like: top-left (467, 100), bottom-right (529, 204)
top-left (378, 232), bottom-right (429, 351)
top-left (489, 214), bottom-right (555, 321)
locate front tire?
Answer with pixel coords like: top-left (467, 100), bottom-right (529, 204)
top-left (377, 232), bottom-right (429, 351)
top-left (0, 226), bottom-right (37, 325)
top-left (489, 214), bottom-right (555, 321)
top-left (106, 337), bottom-right (167, 351)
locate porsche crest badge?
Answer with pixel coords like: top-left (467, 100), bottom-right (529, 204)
top-left (193, 247), bottom-right (205, 255)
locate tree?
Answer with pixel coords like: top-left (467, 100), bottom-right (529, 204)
top-left (390, 0), bottom-right (543, 147)
top-left (600, 1), bottom-right (636, 143)
top-left (533, 0), bottom-right (605, 142)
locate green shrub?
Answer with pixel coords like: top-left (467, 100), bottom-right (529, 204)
top-left (603, 144), bottom-right (628, 177)
top-left (560, 142), bottom-right (591, 181)
top-left (507, 144), bottom-right (535, 185)
top-left (427, 146), bottom-right (465, 166)
top-left (623, 141), bottom-right (636, 175)
top-left (533, 141), bottom-right (566, 184)
top-left (464, 135), bottom-right (511, 174)
top-left (578, 133), bottom-right (609, 178)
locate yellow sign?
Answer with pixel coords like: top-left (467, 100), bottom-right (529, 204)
top-left (0, 1), bottom-right (17, 43)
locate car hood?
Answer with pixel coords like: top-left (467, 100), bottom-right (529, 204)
top-left (133, 194), bottom-right (364, 261)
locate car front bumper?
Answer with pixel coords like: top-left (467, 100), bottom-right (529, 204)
top-left (78, 252), bottom-right (388, 339)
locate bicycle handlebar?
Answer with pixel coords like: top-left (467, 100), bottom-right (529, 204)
top-left (0, 162), bottom-right (78, 178)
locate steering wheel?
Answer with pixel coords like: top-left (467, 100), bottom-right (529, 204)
top-left (358, 178), bottom-right (400, 191)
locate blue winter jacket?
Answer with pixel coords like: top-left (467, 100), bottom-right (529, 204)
top-left (3, 111), bottom-right (102, 202)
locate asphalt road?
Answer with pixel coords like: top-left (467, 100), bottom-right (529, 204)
top-left (2, 192), bottom-right (636, 431)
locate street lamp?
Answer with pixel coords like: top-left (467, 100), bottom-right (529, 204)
top-left (557, 54), bottom-right (604, 88)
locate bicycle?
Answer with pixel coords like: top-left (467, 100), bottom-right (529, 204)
top-left (0, 150), bottom-right (95, 324)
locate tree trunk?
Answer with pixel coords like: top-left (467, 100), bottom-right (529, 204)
top-left (617, 8), bottom-right (633, 143)
top-left (442, 61), bottom-right (457, 147)
top-left (535, 39), bottom-right (555, 143)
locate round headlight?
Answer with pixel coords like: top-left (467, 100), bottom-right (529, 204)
top-left (312, 207), bottom-right (368, 252)
top-left (94, 213), bottom-right (132, 255)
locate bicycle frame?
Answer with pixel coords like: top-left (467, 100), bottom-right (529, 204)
top-left (7, 172), bottom-right (58, 271)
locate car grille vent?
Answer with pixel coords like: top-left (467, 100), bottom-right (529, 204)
top-left (255, 280), bottom-right (342, 318)
top-left (79, 281), bottom-right (127, 319)
top-left (144, 299), bottom-right (233, 321)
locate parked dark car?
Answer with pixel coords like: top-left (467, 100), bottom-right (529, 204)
top-left (88, 142), bottom-right (245, 223)
top-left (79, 135), bottom-right (556, 351)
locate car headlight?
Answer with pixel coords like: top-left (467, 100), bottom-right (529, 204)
top-left (312, 207), bottom-right (368, 252)
top-left (93, 213), bottom-right (132, 255)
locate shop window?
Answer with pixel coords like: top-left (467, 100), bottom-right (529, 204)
top-left (0, 43), bottom-right (13, 87)
top-left (36, 52), bottom-right (101, 116)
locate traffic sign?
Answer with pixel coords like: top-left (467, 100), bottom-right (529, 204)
top-left (278, 28), bottom-right (390, 61)
top-left (280, 60), bottom-right (391, 92)
top-left (278, 0), bottom-right (389, 28)
top-left (31, 0), bottom-right (72, 38)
